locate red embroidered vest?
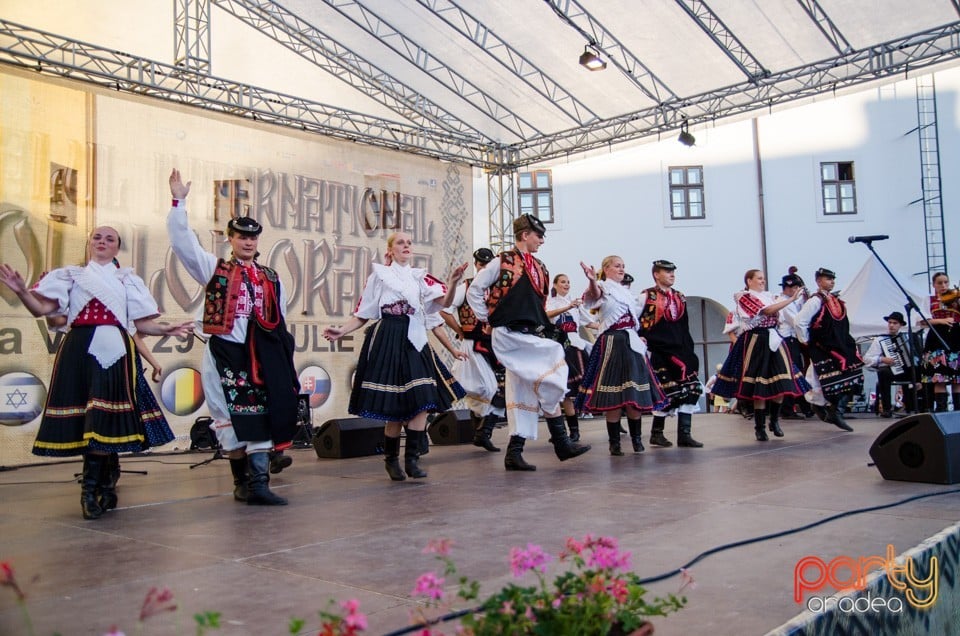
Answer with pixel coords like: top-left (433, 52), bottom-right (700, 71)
top-left (485, 250), bottom-right (549, 318)
top-left (202, 259), bottom-right (280, 335)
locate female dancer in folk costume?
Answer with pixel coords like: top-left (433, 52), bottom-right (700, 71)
top-left (323, 232), bottom-right (467, 481)
top-left (546, 273), bottom-right (598, 442)
top-left (0, 227), bottom-right (192, 520)
top-left (576, 256), bottom-right (667, 456)
top-left (712, 269), bottom-right (808, 441)
top-left (442, 248), bottom-right (507, 452)
top-left (920, 272), bottom-right (960, 412)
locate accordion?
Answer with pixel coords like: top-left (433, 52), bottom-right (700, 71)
top-left (879, 333), bottom-right (912, 375)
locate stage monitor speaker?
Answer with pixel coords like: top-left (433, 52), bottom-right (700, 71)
top-left (428, 409), bottom-right (475, 445)
top-left (869, 411), bottom-right (960, 484)
top-left (313, 417), bottom-right (384, 459)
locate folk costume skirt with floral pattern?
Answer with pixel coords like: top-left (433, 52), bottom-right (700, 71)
top-left (575, 329), bottom-right (666, 414)
top-left (713, 328), bottom-right (809, 402)
top-left (921, 324), bottom-right (960, 383)
top-left (33, 326), bottom-right (148, 457)
top-left (134, 354), bottom-right (175, 447)
top-left (350, 315), bottom-right (465, 422)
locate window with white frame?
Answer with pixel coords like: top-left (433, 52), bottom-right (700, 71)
top-left (517, 170), bottom-right (553, 223)
top-left (820, 161), bottom-right (857, 215)
top-left (669, 166), bottom-right (705, 220)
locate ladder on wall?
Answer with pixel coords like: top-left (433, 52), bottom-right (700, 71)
top-left (914, 74), bottom-right (948, 277)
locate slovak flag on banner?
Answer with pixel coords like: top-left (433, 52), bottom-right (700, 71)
top-left (0, 372), bottom-right (47, 426)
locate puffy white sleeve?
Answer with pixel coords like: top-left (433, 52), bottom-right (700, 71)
top-left (121, 270), bottom-right (161, 322)
top-left (167, 203), bottom-right (217, 285)
top-left (31, 268), bottom-right (74, 314)
top-left (420, 270), bottom-right (447, 315)
top-left (443, 282), bottom-right (467, 316)
top-left (466, 256), bottom-right (500, 321)
top-left (354, 270), bottom-right (383, 320)
top-left (794, 296), bottom-right (822, 344)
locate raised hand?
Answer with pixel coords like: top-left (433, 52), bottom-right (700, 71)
top-left (169, 169), bottom-right (192, 200)
top-left (580, 261), bottom-right (596, 281)
top-left (0, 264), bottom-right (27, 294)
top-left (447, 261), bottom-right (469, 287)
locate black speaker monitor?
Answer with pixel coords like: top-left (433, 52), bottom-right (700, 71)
top-left (313, 417), bottom-right (385, 459)
top-left (869, 411), bottom-right (960, 484)
top-left (428, 409), bottom-right (475, 445)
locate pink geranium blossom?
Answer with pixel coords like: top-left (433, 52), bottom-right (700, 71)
top-left (509, 543), bottom-right (551, 577)
top-left (412, 571), bottom-right (446, 601)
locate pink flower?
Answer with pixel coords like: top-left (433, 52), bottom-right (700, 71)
top-left (608, 577), bottom-right (630, 603)
top-left (138, 586), bottom-right (177, 621)
top-left (412, 572), bottom-right (445, 601)
top-left (0, 561), bottom-right (25, 602)
top-left (103, 627), bottom-right (125, 636)
top-left (341, 599), bottom-right (368, 630)
top-left (509, 543), bottom-right (551, 577)
top-left (500, 600), bottom-right (515, 616)
top-left (422, 539), bottom-right (454, 556)
top-left (679, 568), bottom-right (697, 594)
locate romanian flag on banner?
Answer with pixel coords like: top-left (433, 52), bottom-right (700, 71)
top-left (161, 368), bottom-right (205, 416)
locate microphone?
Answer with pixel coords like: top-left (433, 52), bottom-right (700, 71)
top-left (848, 234), bottom-right (889, 243)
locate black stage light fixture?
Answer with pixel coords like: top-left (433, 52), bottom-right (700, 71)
top-left (678, 119), bottom-right (696, 146)
top-left (579, 44), bottom-right (607, 71)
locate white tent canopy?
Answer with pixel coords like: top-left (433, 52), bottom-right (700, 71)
top-left (840, 256), bottom-right (931, 340)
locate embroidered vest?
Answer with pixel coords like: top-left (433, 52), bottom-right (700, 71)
top-left (485, 250), bottom-right (549, 318)
top-left (203, 259), bottom-right (281, 335)
top-left (457, 278), bottom-right (483, 337)
top-left (639, 287), bottom-right (686, 331)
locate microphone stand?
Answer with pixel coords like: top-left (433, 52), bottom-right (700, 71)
top-left (854, 240), bottom-right (948, 414)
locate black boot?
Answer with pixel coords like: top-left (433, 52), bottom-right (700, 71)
top-left (606, 421), bottom-right (624, 456)
top-left (565, 414), bottom-right (581, 442)
top-left (404, 429), bottom-right (428, 478)
top-left (768, 402), bottom-right (784, 438)
top-left (383, 435), bottom-right (406, 481)
top-left (677, 412), bottom-right (703, 447)
top-left (547, 416), bottom-right (591, 461)
top-left (810, 403), bottom-right (829, 422)
top-left (229, 457), bottom-right (249, 501)
top-left (627, 418), bottom-right (645, 452)
top-left (80, 454), bottom-right (105, 520)
top-left (246, 452), bottom-right (288, 505)
top-left (754, 410), bottom-right (769, 441)
top-left (649, 416), bottom-right (672, 447)
top-left (269, 451), bottom-right (292, 474)
top-left (934, 393), bottom-right (950, 413)
top-left (473, 414), bottom-right (501, 452)
top-left (825, 401), bottom-right (853, 431)
top-left (504, 435), bottom-right (536, 471)
top-left (98, 453), bottom-right (121, 511)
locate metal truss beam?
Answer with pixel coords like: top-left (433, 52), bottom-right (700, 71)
top-left (545, 0), bottom-right (677, 104)
top-left (796, 0), bottom-right (852, 55)
top-left (328, 0), bottom-right (541, 140)
top-left (676, 0), bottom-right (768, 81)
top-left (0, 19), bottom-right (494, 167)
top-left (415, 0), bottom-right (600, 126)
top-left (212, 0), bottom-right (483, 140)
top-left (174, 0), bottom-right (211, 73)
top-left (507, 21), bottom-right (960, 168)
top-left (486, 167), bottom-right (517, 255)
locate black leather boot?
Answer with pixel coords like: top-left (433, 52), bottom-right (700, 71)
top-left (627, 418), bottom-right (645, 452)
top-left (677, 412), bottom-right (703, 447)
top-left (606, 421), bottom-right (624, 456)
top-left (649, 416), bottom-right (672, 447)
top-left (825, 401), bottom-right (853, 431)
top-left (504, 435), bottom-right (536, 471)
top-left (383, 435), bottom-right (406, 481)
top-left (404, 429), bottom-right (428, 478)
top-left (80, 454), bottom-right (105, 520)
top-left (473, 414), bottom-right (501, 452)
top-left (934, 393), bottom-right (949, 413)
top-left (269, 451), bottom-right (292, 474)
top-left (768, 402), bottom-right (784, 437)
top-left (754, 410), bottom-right (769, 441)
top-left (98, 452), bottom-right (121, 511)
top-left (547, 416), bottom-right (591, 461)
top-left (565, 414), bottom-right (581, 442)
top-left (229, 457), bottom-right (249, 501)
top-left (246, 452), bottom-right (288, 505)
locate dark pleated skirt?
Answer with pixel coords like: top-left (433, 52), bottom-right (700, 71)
top-left (575, 329), bottom-right (667, 413)
top-left (33, 326), bottom-right (147, 457)
top-left (712, 328), bottom-right (809, 402)
top-left (134, 354), bottom-right (175, 448)
top-left (564, 344), bottom-right (587, 399)
top-left (350, 315), bottom-right (465, 422)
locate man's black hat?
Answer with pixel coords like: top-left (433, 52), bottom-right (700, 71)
top-left (622, 273), bottom-right (635, 285)
top-left (883, 311), bottom-right (906, 325)
top-left (227, 216), bottom-right (263, 236)
top-left (513, 213), bottom-right (546, 236)
top-left (815, 267), bottom-right (836, 279)
top-left (780, 273), bottom-right (803, 287)
top-left (473, 247), bottom-right (495, 264)
top-left (652, 259), bottom-right (676, 271)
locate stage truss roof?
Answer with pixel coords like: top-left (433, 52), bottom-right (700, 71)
top-left (3, 0), bottom-right (960, 170)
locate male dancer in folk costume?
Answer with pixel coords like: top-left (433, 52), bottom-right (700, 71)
top-left (168, 169), bottom-right (301, 505)
top-left (637, 260), bottom-right (703, 448)
top-left (863, 311), bottom-right (918, 417)
top-left (466, 214), bottom-right (591, 471)
top-left (795, 267), bottom-right (864, 432)
top-left (442, 247), bottom-right (506, 452)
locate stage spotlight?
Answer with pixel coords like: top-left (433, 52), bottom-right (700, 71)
top-left (678, 120), bottom-right (696, 146)
top-left (579, 45), bottom-right (607, 71)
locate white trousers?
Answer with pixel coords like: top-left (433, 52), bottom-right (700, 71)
top-left (492, 328), bottom-right (567, 440)
top-left (451, 345), bottom-right (504, 418)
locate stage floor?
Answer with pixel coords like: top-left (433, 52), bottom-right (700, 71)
top-left (2, 411), bottom-right (959, 635)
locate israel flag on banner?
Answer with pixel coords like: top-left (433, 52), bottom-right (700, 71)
top-left (0, 372), bottom-right (47, 426)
